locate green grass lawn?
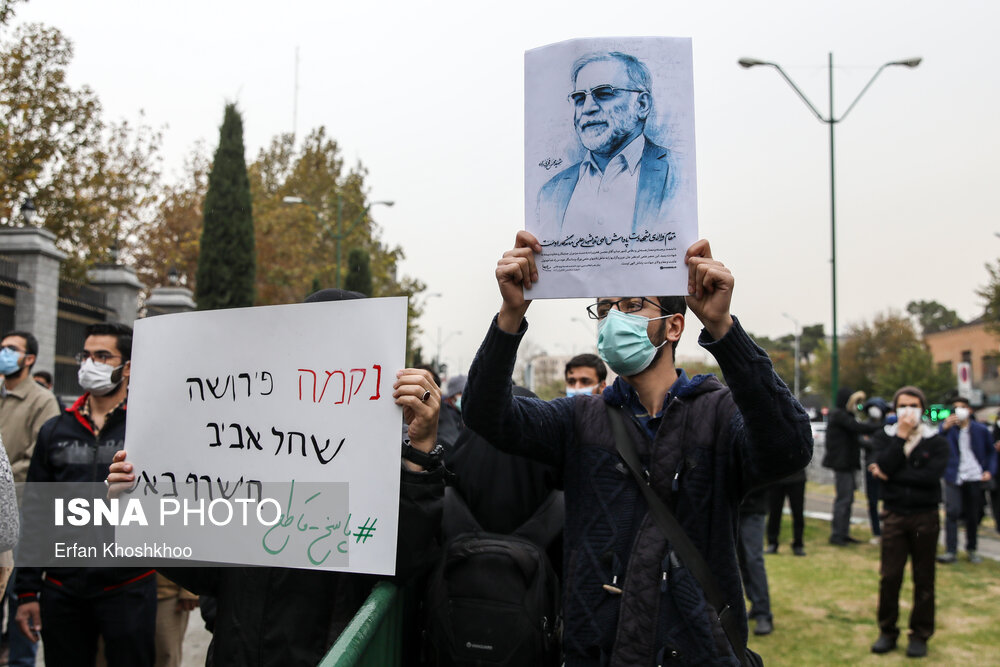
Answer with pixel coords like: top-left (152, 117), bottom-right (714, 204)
top-left (747, 517), bottom-right (1000, 665)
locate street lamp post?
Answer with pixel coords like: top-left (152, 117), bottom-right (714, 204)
top-left (782, 312), bottom-right (801, 399)
top-left (283, 195), bottom-right (394, 288)
top-left (436, 327), bottom-right (461, 376)
top-left (739, 54), bottom-right (920, 408)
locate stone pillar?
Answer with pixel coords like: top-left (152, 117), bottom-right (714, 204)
top-left (0, 227), bottom-right (66, 374)
top-left (145, 286), bottom-right (196, 317)
top-left (88, 265), bottom-right (144, 327)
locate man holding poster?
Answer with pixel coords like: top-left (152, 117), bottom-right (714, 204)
top-left (462, 232), bottom-right (812, 665)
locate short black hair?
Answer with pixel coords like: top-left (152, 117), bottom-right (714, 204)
top-left (565, 353), bottom-right (607, 383)
top-left (952, 395), bottom-right (971, 408)
top-left (655, 296), bottom-right (687, 317)
top-left (33, 370), bottom-right (53, 385)
top-left (2, 330), bottom-right (39, 357)
top-left (85, 322), bottom-right (133, 362)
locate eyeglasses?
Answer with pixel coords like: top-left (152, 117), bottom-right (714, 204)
top-left (586, 297), bottom-right (668, 320)
top-left (1, 345), bottom-right (24, 354)
top-left (75, 350), bottom-right (122, 365)
top-left (568, 85), bottom-right (644, 107)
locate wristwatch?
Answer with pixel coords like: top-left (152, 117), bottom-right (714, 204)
top-left (401, 440), bottom-right (444, 469)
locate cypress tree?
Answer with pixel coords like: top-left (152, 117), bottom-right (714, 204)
top-left (196, 103), bottom-right (255, 309)
top-left (343, 247), bottom-right (372, 297)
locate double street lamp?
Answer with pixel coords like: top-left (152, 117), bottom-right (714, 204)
top-left (739, 53), bottom-right (921, 407)
top-left (283, 194), bottom-right (394, 289)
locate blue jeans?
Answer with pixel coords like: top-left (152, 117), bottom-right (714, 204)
top-left (7, 577), bottom-right (39, 667)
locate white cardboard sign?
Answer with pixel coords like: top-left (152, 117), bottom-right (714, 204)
top-left (119, 297), bottom-right (408, 574)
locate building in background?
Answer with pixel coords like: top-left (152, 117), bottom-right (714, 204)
top-left (924, 319), bottom-right (1000, 406)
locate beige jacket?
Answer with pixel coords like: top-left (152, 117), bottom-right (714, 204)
top-left (0, 376), bottom-right (62, 486)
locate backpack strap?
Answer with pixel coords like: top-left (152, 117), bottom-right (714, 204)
top-left (605, 403), bottom-right (751, 667)
top-left (442, 485), bottom-right (483, 540)
top-left (511, 490), bottom-right (565, 548)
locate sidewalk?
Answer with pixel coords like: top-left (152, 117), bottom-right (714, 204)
top-left (803, 485), bottom-right (1000, 561)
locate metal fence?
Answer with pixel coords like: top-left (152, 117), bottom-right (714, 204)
top-left (317, 581), bottom-right (403, 667)
top-left (54, 280), bottom-right (112, 396)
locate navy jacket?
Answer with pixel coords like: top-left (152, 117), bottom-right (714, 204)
top-left (463, 316), bottom-right (812, 666)
top-left (940, 419), bottom-right (997, 484)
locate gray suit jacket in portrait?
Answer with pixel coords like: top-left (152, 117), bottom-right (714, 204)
top-left (535, 139), bottom-right (674, 239)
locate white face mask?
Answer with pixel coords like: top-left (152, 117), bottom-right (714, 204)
top-left (897, 406), bottom-right (922, 421)
top-left (954, 406), bottom-right (970, 422)
top-left (868, 407), bottom-right (883, 419)
top-left (77, 359), bottom-right (124, 396)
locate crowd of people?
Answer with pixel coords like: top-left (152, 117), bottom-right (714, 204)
top-left (0, 231), bottom-right (997, 666)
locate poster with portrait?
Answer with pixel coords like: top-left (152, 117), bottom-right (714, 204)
top-left (525, 37), bottom-right (698, 299)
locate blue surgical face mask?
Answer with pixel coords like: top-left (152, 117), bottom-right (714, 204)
top-left (453, 396), bottom-right (461, 412)
top-left (597, 309), bottom-right (670, 377)
top-left (566, 385), bottom-right (597, 398)
top-left (0, 348), bottom-right (22, 376)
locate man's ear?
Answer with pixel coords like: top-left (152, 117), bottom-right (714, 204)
top-left (23, 353), bottom-right (36, 371)
top-left (636, 91), bottom-right (652, 121)
top-left (665, 313), bottom-right (684, 343)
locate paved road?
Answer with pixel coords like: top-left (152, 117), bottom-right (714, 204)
top-left (802, 486), bottom-right (1000, 561)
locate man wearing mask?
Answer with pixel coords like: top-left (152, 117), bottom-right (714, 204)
top-left (868, 386), bottom-right (948, 659)
top-left (438, 374), bottom-right (466, 450)
top-left (937, 396), bottom-right (996, 564)
top-left (0, 331), bottom-right (62, 489)
top-left (15, 322), bottom-right (157, 667)
top-left (822, 387), bottom-right (881, 546)
top-left (0, 330), bottom-right (60, 667)
top-left (564, 353), bottom-right (608, 397)
top-left (462, 232), bottom-right (812, 665)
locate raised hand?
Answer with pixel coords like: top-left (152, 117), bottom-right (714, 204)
top-left (496, 231), bottom-right (542, 333)
top-left (685, 239), bottom-right (734, 340)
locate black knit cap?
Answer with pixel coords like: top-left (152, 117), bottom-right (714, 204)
top-left (303, 288), bottom-right (366, 304)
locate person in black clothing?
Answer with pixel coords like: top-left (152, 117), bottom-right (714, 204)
top-left (462, 233), bottom-right (812, 665)
top-left (15, 323), bottom-right (157, 667)
top-left (868, 386), bottom-right (948, 659)
top-left (437, 375), bottom-right (466, 450)
top-left (861, 397), bottom-right (891, 541)
top-left (765, 469), bottom-right (807, 556)
top-left (822, 387), bottom-right (881, 545)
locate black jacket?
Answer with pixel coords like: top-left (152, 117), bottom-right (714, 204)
top-left (159, 463), bottom-right (446, 667)
top-left (873, 426), bottom-right (948, 514)
top-left (822, 403), bottom-right (881, 471)
top-left (463, 316), bottom-right (812, 666)
top-left (16, 395), bottom-right (156, 599)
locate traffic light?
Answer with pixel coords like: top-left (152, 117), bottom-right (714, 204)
top-left (928, 404), bottom-right (950, 423)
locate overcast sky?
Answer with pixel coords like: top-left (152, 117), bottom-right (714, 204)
top-left (13, 0), bottom-right (999, 376)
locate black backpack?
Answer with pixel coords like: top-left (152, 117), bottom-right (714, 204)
top-left (423, 486), bottom-right (564, 667)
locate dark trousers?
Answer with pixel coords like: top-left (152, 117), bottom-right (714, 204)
top-left (831, 471), bottom-right (856, 541)
top-left (766, 479), bottom-right (805, 548)
top-left (990, 480), bottom-right (1000, 532)
top-left (944, 481), bottom-right (984, 553)
top-left (865, 470), bottom-right (882, 537)
top-left (737, 513), bottom-right (771, 622)
top-left (39, 576), bottom-right (156, 667)
top-left (877, 510), bottom-right (938, 642)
